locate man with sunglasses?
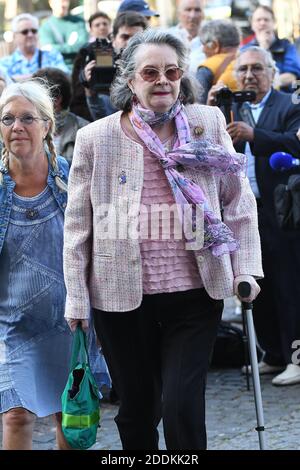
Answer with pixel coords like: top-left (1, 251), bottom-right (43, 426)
top-left (0, 14), bottom-right (68, 82)
top-left (209, 46), bottom-right (300, 386)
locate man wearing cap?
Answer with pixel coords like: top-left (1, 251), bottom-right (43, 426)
top-left (117, 0), bottom-right (160, 21)
top-left (168, 0), bottom-right (205, 75)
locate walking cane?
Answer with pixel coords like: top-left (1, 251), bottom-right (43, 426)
top-left (241, 308), bottom-right (251, 391)
top-left (238, 281), bottom-right (266, 450)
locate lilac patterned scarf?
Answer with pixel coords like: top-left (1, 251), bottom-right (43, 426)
top-left (129, 100), bottom-right (246, 257)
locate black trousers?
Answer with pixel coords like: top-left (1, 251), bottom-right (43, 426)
top-left (253, 204), bottom-right (300, 365)
top-left (93, 288), bottom-right (223, 450)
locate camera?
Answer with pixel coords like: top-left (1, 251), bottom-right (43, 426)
top-left (215, 87), bottom-right (256, 124)
top-left (86, 38), bottom-right (121, 93)
top-left (215, 87), bottom-right (256, 107)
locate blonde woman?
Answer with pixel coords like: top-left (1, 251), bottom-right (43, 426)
top-left (0, 80), bottom-right (72, 449)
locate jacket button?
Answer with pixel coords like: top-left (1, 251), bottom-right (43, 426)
top-left (62, 202), bottom-right (67, 208)
top-left (198, 255), bottom-right (204, 262)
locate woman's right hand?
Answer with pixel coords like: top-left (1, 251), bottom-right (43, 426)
top-left (66, 318), bottom-right (89, 333)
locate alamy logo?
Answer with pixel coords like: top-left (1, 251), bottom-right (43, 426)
top-left (292, 81), bottom-right (300, 104)
top-left (94, 202), bottom-right (204, 250)
top-left (291, 340), bottom-right (300, 365)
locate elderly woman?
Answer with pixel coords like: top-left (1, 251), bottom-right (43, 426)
top-left (0, 80), bottom-right (72, 449)
top-left (197, 19), bottom-right (240, 104)
top-left (63, 30), bottom-right (263, 450)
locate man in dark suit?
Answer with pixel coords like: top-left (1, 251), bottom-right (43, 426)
top-left (208, 46), bottom-right (300, 385)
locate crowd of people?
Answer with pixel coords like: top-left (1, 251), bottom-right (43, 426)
top-left (0, 0), bottom-right (300, 451)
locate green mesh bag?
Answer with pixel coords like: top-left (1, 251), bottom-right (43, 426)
top-left (61, 325), bottom-right (100, 449)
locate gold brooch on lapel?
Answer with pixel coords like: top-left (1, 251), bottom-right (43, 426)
top-left (193, 126), bottom-right (204, 137)
top-left (118, 171), bottom-right (127, 184)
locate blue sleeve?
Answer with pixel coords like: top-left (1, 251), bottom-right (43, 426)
top-left (57, 156), bottom-right (70, 179)
top-left (0, 55), bottom-right (13, 77)
top-left (196, 66), bottom-right (213, 104)
top-left (280, 43), bottom-right (300, 77)
top-left (47, 50), bottom-right (69, 74)
top-left (86, 94), bottom-right (116, 121)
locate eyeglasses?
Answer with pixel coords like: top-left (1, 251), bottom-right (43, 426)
top-left (138, 67), bottom-right (183, 82)
top-left (17, 28), bottom-right (38, 35)
top-left (0, 114), bottom-right (48, 127)
top-left (236, 64), bottom-right (272, 77)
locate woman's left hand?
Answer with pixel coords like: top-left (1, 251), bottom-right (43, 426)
top-left (233, 275), bottom-right (261, 303)
top-left (66, 318), bottom-right (89, 333)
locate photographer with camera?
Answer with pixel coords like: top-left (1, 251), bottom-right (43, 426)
top-left (70, 12), bottom-right (113, 121)
top-left (74, 12), bottom-right (147, 122)
top-left (208, 46), bottom-right (300, 386)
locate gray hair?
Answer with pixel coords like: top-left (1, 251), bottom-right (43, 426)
top-left (0, 79), bottom-right (66, 191)
top-left (235, 46), bottom-right (276, 71)
top-left (200, 19), bottom-right (240, 49)
top-left (110, 29), bottom-right (198, 112)
top-left (11, 13), bottom-right (39, 33)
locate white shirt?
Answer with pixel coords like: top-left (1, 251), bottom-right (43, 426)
top-left (168, 25), bottom-right (205, 76)
top-left (244, 89), bottom-right (272, 198)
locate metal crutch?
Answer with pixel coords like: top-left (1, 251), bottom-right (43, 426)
top-left (241, 305), bottom-right (251, 391)
top-left (238, 281), bottom-right (266, 450)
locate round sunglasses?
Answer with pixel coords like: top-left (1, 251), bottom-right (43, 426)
top-left (138, 67), bottom-right (183, 82)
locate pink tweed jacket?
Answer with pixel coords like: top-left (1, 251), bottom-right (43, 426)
top-left (63, 104), bottom-right (263, 319)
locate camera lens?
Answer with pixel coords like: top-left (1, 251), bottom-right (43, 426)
top-left (215, 87), bottom-right (233, 107)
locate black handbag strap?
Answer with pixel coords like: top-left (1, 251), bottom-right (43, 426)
top-left (38, 49), bottom-right (43, 69)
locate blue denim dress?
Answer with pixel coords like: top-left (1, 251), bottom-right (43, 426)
top-left (0, 185), bottom-right (72, 417)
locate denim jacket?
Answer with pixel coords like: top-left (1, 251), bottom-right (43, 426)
top-left (0, 155), bottom-right (69, 255)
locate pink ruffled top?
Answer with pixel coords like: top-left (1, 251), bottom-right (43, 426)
top-left (122, 118), bottom-right (203, 295)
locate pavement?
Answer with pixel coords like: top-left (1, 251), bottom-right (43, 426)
top-left (1, 298), bottom-right (300, 450)
top-left (1, 369), bottom-right (299, 451)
